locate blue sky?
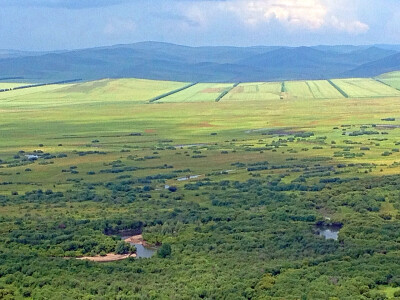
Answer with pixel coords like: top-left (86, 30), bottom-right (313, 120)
top-left (1, 0), bottom-right (399, 50)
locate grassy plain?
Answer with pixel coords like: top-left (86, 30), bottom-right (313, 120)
top-left (378, 71), bottom-right (400, 90)
top-left (1, 76), bottom-right (400, 299)
top-left (2, 77), bottom-right (400, 193)
top-left (305, 80), bottom-right (345, 99)
top-left (158, 83), bottom-right (234, 102)
top-left (285, 81), bottom-right (315, 98)
top-left (224, 82), bottom-right (282, 101)
top-left (0, 79), bottom-right (186, 109)
top-left (331, 78), bottom-right (400, 98)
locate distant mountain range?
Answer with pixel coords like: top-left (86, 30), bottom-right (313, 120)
top-left (1, 42), bottom-right (400, 82)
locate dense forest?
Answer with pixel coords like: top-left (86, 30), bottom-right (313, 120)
top-left (1, 147), bottom-right (400, 299)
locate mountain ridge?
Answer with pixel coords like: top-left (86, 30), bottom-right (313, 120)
top-left (0, 42), bottom-right (399, 82)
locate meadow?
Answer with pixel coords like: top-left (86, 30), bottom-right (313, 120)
top-left (378, 71), bottom-right (400, 90)
top-left (157, 83), bottom-right (234, 102)
top-left (284, 80), bottom-right (346, 99)
top-left (1, 75), bottom-right (400, 299)
top-left (224, 82), bottom-right (282, 101)
top-left (330, 78), bottom-right (400, 98)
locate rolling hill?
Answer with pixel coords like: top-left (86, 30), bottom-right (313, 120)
top-left (343, 52), bottom-right (400, 78)
top-left (0, 42), bottom-right (399, 82)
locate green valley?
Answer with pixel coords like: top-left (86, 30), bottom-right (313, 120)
top-left (1, 75), bottom-right (400, 299)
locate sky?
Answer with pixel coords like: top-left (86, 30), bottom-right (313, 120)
top-left (0, 0), bottom-right (399, 51)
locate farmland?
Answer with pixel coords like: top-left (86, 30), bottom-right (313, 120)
top-left (157, 83), bottom-right (234, 102)
top-left (225, 82), bottom-right (282, 101)
top-left (378, 71), bottom-right (400, 90)
top-left (330, 78), bottom-right (400, 98)
top-left (284, 80), bottom-right (346, 99)
top-left (1, 74), bottom-right (400, 299)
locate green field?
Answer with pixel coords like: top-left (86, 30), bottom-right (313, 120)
top-left (158, 83), bottom-right (234, 102)
top-left (306, 80), bottom-right (345, 99)
top-left (58, 78), bottom-right (188, 102)
top-left (224, 82), bottom-right (282, 101)
top-left (330, 78), bottom-right (400, 98)
top-left (0, 84), bottom-right (75, 106)
top-left (0, 79), bottom-right (188, 108)
top-left (378, 71), bottom-right (400, 90)
top-left (285, 81), bottom-right (315, 98)
top-left (2, 75), bottom-right (400, 299)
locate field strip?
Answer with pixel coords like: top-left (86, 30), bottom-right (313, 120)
top-left (215, 83), bottom-right (240, 102)
top-left (327, 79), bottom-right (349, 98)
top-left (304, 80), bottom-right (345, 99)
top-left (222, 82), bottom-right (282, 101)
top-left (332, 78), bottom-right (400, 98)
top-left (149, 82), bottom-right (197, 102)
top-left (0, 78), bottom-right (82, 93)
top-left (373, 78), bottom-right (400, 91)
top-left (305, 81), bottom-right (316, 98)
top-left (281, 82), bottom-right (287, 93)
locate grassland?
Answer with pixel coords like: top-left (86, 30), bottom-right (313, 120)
top-left (224, 82), bottom-right (282, 101)
top-left (0, 79), bottom-right (187, 109)
top-left (224, 79), bottom-right (371, 101)
top-left (330, 78), bottom-right (400, 98)
top-left (2, 75), bottom-right (400, 299)
top-left (377, 71), bottom-right (400, 90)
top-left (305, 80), bottom-right (345, 99)
top-left (158, 83), bottom-right (234, 102)
top-left (57, 78), bottom-right (187, 102)
top-left (2, 77), bottom-right (400, 193)
top-left (0, 83), bottom-right (75, 106)
top-left (285, 81), bottom-right (315, 98)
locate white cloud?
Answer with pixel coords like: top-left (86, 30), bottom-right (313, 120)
top-left (181, 0), bottom-right (369, 34)
top-left (182, 5), bottom-right (208, 28)
top-left (329, 16), bottom-right (369, 34)
top-left (224, 0), bottom-right (327, 29)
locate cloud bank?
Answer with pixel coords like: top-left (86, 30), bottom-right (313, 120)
top-left (1, 0), bottom-right (397, 51)
top-left (180, 0), bottom-right (369, 34)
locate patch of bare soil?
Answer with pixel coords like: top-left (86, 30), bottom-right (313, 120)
top-left (201, 88), bottom-right (223, 93)
top-left (280, 92), bottom-right (289, 99)
top-left (124, 234), bottom-right (151, 247)
top-left (77, 253), bottom-right (136, 262)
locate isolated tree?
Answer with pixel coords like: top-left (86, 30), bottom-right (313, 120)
top-left (115, 241), bottom-right (131, 255)
top-left (157, 243), bottom-right (172, 258)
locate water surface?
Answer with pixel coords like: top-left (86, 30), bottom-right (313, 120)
top-left (121, 235), bottom-right (157, 258)
top-left (315, 224), bottom-right (342, 241)
top-left (133, 244), bottom-right (157, 258)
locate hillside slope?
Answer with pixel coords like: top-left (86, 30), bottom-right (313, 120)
top-left (0, 42), bottom-right (399, 82)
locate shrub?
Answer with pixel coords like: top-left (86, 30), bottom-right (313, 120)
top-left (168, 186), bottom-right (177, 192)
top-left (157, 243), bottom-right (172, 258)
top-left (115, 241), bottom-right (132, 255)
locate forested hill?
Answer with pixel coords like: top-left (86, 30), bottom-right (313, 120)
top-left (0, 42), bottom-right (400, 82)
